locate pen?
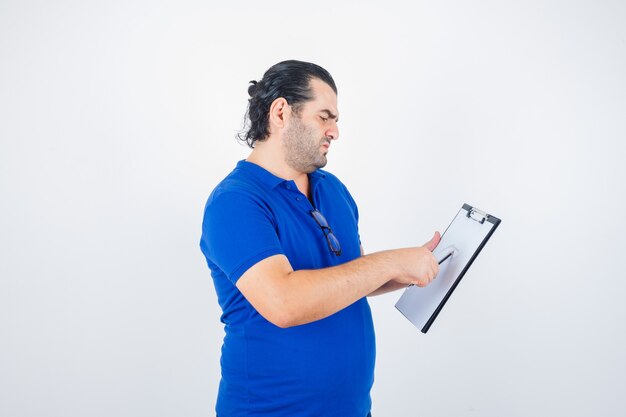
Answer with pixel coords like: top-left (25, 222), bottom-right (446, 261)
top-left (438, 252), bottom-right (453, 265)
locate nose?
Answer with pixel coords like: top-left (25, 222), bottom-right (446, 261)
top-left (325, 120), bottom-right (339, 141)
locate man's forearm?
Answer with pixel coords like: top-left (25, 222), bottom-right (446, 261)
top-left (279, 251), bottom-right (401, 327)
top-left (368, 280), bottom-right (408, 297)
top-left (359, 245), bottom-right (408, 297)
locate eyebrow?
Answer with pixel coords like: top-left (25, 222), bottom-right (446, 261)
top-left (320, 109), bottom-right (339, 122)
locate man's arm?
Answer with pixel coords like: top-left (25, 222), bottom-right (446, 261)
top-left (367, 280), bottom-right (411, 297)
top-left (236, 233), bottom-right (440, 328)
top-left (359, 245), bottom-right (412, 297)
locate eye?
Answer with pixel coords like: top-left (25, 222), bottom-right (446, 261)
top-left (320, 116), bottom-right (328, 122)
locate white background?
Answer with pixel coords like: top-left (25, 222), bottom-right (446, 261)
top-left (1, 1), bottom-right (625, 416)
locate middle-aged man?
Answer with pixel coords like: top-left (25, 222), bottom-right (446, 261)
top-left (200, 60), bottom-right (441, 417)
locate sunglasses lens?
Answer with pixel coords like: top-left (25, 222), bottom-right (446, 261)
top-left (311, 209), bottom-right (341, 256)
top-left (327, 233), bottom-right (341, 253)
top-left (312, 210), bottom-right (329, 228)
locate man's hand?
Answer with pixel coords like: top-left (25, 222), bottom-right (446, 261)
top-left (393, 231), bottom-right (441, 288)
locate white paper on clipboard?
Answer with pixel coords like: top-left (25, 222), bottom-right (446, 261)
top-left (395, 204), bottom-right (501, 333)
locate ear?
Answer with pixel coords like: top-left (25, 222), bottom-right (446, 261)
top-left (268, 97), bottom-right (290, 132)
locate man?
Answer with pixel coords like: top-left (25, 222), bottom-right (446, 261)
top-left (200, 60), bottom-right (440, 417)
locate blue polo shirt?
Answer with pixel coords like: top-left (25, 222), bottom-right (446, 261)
top-left (200, 160), bottom-right (375, 417)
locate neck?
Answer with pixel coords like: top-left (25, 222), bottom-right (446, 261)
top-left (247, 141), bottom-right (310, 196)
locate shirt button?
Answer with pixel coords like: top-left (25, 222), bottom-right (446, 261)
top-left (296, 196), bottom-right (302, 201)
top-left (286, 184), bottom-right (292, 190)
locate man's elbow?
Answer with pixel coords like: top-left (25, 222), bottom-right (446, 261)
top-left (271, 315), bottom-right (296, 329)
top-left (264, 309), bottom-right (300, 329)
top-left (259, 274), bottom-right (309, 328)
top-left (257, 298), bottom-right (302, 329)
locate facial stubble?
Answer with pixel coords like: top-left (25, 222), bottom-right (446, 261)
top-left (282, 116), bottom-right (330, 174)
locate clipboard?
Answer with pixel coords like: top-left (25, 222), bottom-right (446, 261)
top-left (395, 204), bottom-right (501, 333)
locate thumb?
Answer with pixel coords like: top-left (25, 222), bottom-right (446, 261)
top-left (423, 231), bottom-right (441, 252)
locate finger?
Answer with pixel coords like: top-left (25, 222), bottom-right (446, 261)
top-left (423, 231), bottom-right (441, 252)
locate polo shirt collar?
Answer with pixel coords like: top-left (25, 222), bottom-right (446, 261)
top-left (236, 160), bottom-right (284, 189)
top-left (309, 170), bottom-right (326, 181)
top-left (237, 159), bottom-right (326, 189)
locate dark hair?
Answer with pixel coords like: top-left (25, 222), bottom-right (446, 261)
top-left (238, 60), bottom-right (337, 148)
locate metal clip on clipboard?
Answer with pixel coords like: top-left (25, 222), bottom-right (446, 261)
top-left (467, 207), bottom-right (488, 224)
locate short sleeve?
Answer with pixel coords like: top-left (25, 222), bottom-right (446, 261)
top-left (200, 191), bottom-right (285, 284)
